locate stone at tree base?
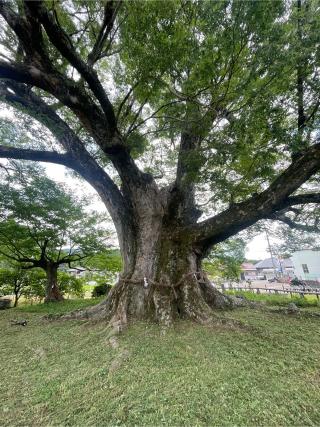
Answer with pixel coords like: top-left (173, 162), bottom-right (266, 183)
top-left (108, 336), bottom-right (119, 349)
top-left (10, 319), bottom-right (27, 326)
top-left (0, 299), bottom-right (11, 310)
top-left (287, 302), bottom-right (299, 314)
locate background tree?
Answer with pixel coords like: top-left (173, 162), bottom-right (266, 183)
top-left (0, 163), bottom-right (108, 302)
top-left (0, 0), bottom-right (319, 325)
top-left (0, 265), bottom-right (85, 306)
top-left (0, 264), bottom-right (46, 307)
top-left (83, 248), bottom-right (122, 285)
top-left (57, 272), bottom-right (85, 299)
top-left (203, 239), bottom-right (245, 283)
top-left (274, 227), bottom-right (320, 257)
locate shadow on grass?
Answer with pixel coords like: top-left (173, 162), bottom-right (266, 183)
top-left (14, 297), bottom-right (104, 315)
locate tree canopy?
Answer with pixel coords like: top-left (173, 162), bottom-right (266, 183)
top-left (203, 238), bottom-right (245, 282)
top-left (0, 162), bottom-right (108, 301)
top-left (0, 0), bottom-right (319, 323)
top-left (0, 163), bottom-right (107, 267)
top-left (0, 263), bottom-right (45, 306)
top-left (0, 1), bottom-right (319, 235)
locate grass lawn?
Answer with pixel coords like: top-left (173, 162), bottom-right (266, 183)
top-left (1, 299), bottom-right (320, 426)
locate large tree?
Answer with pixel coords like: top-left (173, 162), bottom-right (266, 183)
top-left (0, 0), bottom-right (319, 325)
top-left (0, 164), bottom-right (107, 302)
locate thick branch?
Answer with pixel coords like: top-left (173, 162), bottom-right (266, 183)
top-left (0, 1), bottom-right (46, 61)
top-left (0, 79), bottom-right (139, 272)
top-left (0, 81), bottom-right (128, 223)
top-left (0, 248), bottom-right (41, 267)
top-left (25, 0), bottom-right (116, 131)
top-left (285, 193), bottom-right (320, 206)
top-left (88, 0), bottom-right (120, 66)
top-left (0, 63), bottom-right (146, 194)
top-left (193, 142), bottom-right (320, 249)
top-left (0, 2), bottom-right (116, 142)
top-left (0, 146), bottom-right (72, 166)
top-left (0, 59), bottom-right (113, 141)
top-left (167, 131), bottom-right (202, 224)
top-left (57, 253), bottom-right (91, 266)
top-left (0, 3), bottom-right (148, 193)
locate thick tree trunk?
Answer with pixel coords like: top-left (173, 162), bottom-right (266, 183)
top-left (60, 178), bottom-right (233, 327)
top-left (44, 264), bottom-right (64, 303)
top-left (77, 224), bottom-right (232, 327)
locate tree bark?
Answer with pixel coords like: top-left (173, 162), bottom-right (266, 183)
top-left (13, 293), bottom-right (19, 307)
top-left (45, 264), bottom-right (64, 303)
top-left (13, 279), bottom-right (20, 307)
top-left (75, 195), bottom-right (232, 326)
top-left (81, 243), bottom-right (232, 327)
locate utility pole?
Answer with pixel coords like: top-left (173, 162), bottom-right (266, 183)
top-left (265, 228), bottom-right (278, 278)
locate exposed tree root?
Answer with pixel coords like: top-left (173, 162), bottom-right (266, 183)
top-left (266, 304), bottom-right (320, 319)
top-left (43, 274), bottom-right (259, 334)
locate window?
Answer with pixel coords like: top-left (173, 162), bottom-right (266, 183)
top-left (302, 264), bottom-right (309, 274)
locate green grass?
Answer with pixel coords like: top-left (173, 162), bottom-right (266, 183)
top-left (83, 284), bottom-right (95, 292)
top-left (15, 297), bottom-right (104, 314)
top-left (227, 290), bottom-right (320, 308)
top-left (1, 299), bottom-right (320, 426)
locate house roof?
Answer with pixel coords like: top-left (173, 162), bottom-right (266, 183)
top-left (67, 266), bottom-right (86, 271)
top-left (241, 263), bottom-right (256, 271)
top-left (254, 257), bottom-right (293, 269)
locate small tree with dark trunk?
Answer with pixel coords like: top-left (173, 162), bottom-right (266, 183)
top-left (0, 164), bottom-right (109, 302)
top-left (0, 268), bottom-right (27, 307)
top-left (0, 1), bottom-right (319, 325)
top-left (0, 266), bottom-right (46, 307)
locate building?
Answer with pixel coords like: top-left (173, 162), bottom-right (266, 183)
top-left (291, 250), bottom-right (320, 282)
top-left (65, 266), bottom-right (87, 277)
top-left (240, 263), bottom-right (257, 280)
top-left (254, 257), bottom-right (294, 280)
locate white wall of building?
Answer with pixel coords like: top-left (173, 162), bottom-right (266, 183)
top-left (291, 250), bottom-right (320, 281)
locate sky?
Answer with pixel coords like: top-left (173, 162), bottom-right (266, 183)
top-left (246, 235), bottom-right (274, 260)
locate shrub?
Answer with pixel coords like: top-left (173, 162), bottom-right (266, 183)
top-left (290, 277), bottom-right (304, 287)
top-left (92, 283), bottom-right (112, 298)
top-left (58, 272), bottom-right (85, 298)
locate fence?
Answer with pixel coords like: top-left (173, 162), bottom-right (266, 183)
top-left (220, 284), bottom-right (320, 300)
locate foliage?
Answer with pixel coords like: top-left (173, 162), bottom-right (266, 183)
top-left (57, 272), bottom-right (85, 298)
top-left (84, 249), bottom-right (123, 274)
top-left (91, 282), bottom-right (112, 298)
top-left (117, 0), bottom-right (320, 197)
top-left (0, 266), bottom-right (46, 306)
top-left (1, 302), bottom-right (320, 425)
top-left (203, 238), bottom-right (245, 281)
top-left (0, 0), bottom-right (318, 215)
top-left (290, 277), bottom-right (305, 287)
top-left (83, 249), bottom-right (122, 291)
top-left (0, 163), bottom-right (109, 271)
top-left (274, 225), bottom-right (320, 256)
